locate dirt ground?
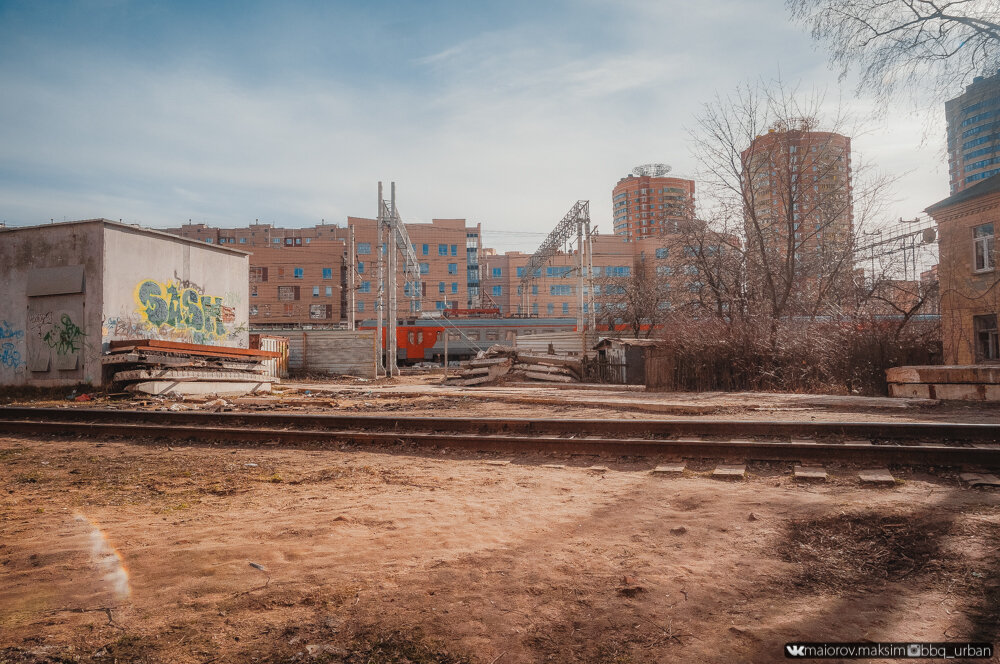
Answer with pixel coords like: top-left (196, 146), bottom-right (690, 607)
top-left (2, 434), bottom-right (999, 663)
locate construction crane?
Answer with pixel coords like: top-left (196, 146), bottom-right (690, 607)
top-left (518, 200), bottom-right (596, 333)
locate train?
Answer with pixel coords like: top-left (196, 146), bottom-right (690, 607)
top-left (357, 310), bottom-right (579, 363)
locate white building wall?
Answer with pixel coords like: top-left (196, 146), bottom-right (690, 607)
top-left (101, 225), bottom-right (250, 349)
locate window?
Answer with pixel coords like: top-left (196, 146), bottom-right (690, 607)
top-left (438, 244), bottom-right (448, 256)
top-left (420, 262), bottom-right (430, 274)
top-left (273, 238), bottom-right (281, 244)
top-left (974, 223), bottom-right (995, 272)
top-left (657, 266), bottom-right (673, 276)
top-left (422, 244), bottom-right (429, 255)
top-left (492, 267), bottom-right (502, 278)
top-left (655, 247), bottom-right (669, 259)
top-left (448, 263), bottom-right (458, 275)
top-left (357, 242), bottom-right (372, 254)
top-left (357, 302), bottom-right (365, 312)
top-left (357, 261), bottom-right (365, 273)
top-left (439, 281), bottom-right (445, 294)
top-left (322, 268), bottom-right (333, 279)
top-left (550, 285), bottom-right (573, 296)
top-left (546, 266), bottom-right (573, 278)
top-left (312, 286), bottom-right (320, 297)
top-left (451, 282), bottom-right (458, 293)
top-left (562, 302), bottom-right (569, 315)
top-left (325, 286), bottom-right (333, 297)
top-left (359, 281), bottom-right (371, 293)
top-left (278, 286), bottom-right (299, 301)
top-left (239, 238), bottom-right (247, 244)
top-left (435, 301), bottom-right (447, 310)
top-left (310, 304), bottom-right (332, 319)
top-left (250, 305), bottom-right (258, 316)
top-left (605, 266), bottom-right (631, 277)
top-left (532, 285), bottom-right (538, 295)
top-left (974, 314), bottom-right (999, 361)
top-left (492, 285), bottom-right (502, 296)
top-left (451, 244), bottom-right (458, 256)
top-left (205, 238), bottom-right (213, 243)
top-left (251, 285), bottom-right (258, 297)
top-left (294, 268), bottom-right (304, 279)
top-left (547, 303), bottom-right (554, 315)
top-left (250, 267), bottom-right (268, 283)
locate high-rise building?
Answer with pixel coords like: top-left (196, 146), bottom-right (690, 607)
top-left (741, 125), bottom-right (854, 307)
top-left (612, 165), bottom-right (695, 240)
top-left (946, 70), bottom-right (1000, 194)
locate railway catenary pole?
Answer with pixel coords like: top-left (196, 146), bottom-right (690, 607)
top-left (376, 183), bottom-right (386, 376)
top-left (576, 218), bottom-right (585, 333)
top-left (348, 224), bottom-right (356, 330)
top-left (586, 220), bottom-right (596, 332)
top-left (387, 183), bottom-right (398, 377)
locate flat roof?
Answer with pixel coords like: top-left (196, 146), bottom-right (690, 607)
top-left (0, 218), bottom-right (250, 256)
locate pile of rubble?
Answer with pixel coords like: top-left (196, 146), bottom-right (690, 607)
top-left (446, 345), bottom-right (582, 386)
top-left (103, 339), bottom-right (281, 397)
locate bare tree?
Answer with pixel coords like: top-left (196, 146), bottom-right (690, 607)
top-left (788, 0), bottom-right (1000, 105)
top-left (596, 259), bottom-right (671, 338)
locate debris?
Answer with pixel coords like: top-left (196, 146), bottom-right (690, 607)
top-left (444, 345), bottom-right (583, 386)
top-left (670, 526), bottom-right (687, 535)
top-left (74, 393), bottom-right (92, 402)
top-left (747, 512), bottom-right (759, 521)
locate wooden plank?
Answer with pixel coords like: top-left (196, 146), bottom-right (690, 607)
top-left (109, 338), bottom-right (281, 358)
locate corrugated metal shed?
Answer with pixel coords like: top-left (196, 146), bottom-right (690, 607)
top-left (514, 331), bottom-right (587, 356)
top-left (259, 329), bottom-right (376, 378)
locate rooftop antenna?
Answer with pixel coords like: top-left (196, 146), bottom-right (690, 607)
top-left (631, 163), bottom-right (672, 177)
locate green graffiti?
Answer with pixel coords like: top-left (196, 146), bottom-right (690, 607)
top-left (42, 314), bottom-right (85, 355)
top-left (135, 279), bottom-right (230, 339)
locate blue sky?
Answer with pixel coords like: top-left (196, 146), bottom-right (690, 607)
top-left (0, 0), bottom-right (949, 251)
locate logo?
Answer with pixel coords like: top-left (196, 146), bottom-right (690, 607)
top-left (786, 644), bottom-right (807, 657)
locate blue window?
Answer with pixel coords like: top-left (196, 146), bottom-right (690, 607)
top-left (685, 265), bottom-right (699, 275)
top-left (547, 303), bottom-right (554, 315)
top-left (451, 244), bottom-right (458, 256)
top-left (357, 302), bottom-right (365, 312)
top-left (550, 285), bottom-right (572, 296)
top-left (546, 266), bottom-right (572, 278)
top-left (239, 238), bottom-right (247, 244)
top-left (359, 281), bottom-right (371, 293)
top-left (448, 263), bottom-right (458, 275)
top-left (562, 303), bottom-right (569, 314)
top-left (294, 268), bottom-right (304, 279)
top-left (422, 244), bottom-right (429, 255)
top-left (532, 285), bottom-right (538, 295)
top-left (451, 282), bottom-right (458, 293)
top-left (657, 266), bottom-right (673, 276)
top-left (492, 285), bottom-right (502, 296)
top-left (357, 242), bottom-right (371, 254)
top-left (420, 262), bottom-right (430, 274)
top-left (439, 281), bottom-right (446, 293)
top-left (516, 267), bottom-right (524, 277)
top-left (688, 281), bottom-right (703, 292)
top-left (312, 286), bottom-right (319, 297)
top-left (357, 262), bottom-right (364, 273)
top-left (683, 246), bottom-right (697, 257)
top-left (322, 268), bottom-right (333, 279)
top-left (205, 238), bottom-right (213, 243)
top-left (438, 244), bottom-right (448, 256)
top-left (435, 301), bottom-right (447, 310)
top-left (492, 267), bottom-right (502, 278)
top-left (531, 303), bottom-right (538, 314)
top-left (325, 286), bottom-right (333, 296)
top-left (655, 248), bottom-right (668, 259)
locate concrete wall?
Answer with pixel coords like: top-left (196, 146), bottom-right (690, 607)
top-left (102, 225), bottom-right (250, 349)
top-left (261, 329), bottom-right (377, 377)
top-left (514, 331), bottom-right (587, 356)
top-left (0, 221), bottom-right (107, 387)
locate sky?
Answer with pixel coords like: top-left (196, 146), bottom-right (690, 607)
top-left (0, 0), bottom-right (954, 253)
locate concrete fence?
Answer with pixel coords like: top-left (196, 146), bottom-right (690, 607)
top-left (252, 329), bottom-right (377, 378)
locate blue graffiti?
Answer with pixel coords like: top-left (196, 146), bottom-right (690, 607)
top-left (1, 342), bottom-right (23, 369)
top-left (0, 320), bottom-right (24, 340)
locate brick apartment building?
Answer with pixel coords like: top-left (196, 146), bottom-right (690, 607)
top-left (163, 217), bottom-right (483, 327)
top-left (612, 172), bottom-right (696, 240)
top-left (480, 231), bottom-right (723, 320)
top-left (946, 69), bottom-right (1000, 194)
top-left (926, 174), bottom-right (999, 363)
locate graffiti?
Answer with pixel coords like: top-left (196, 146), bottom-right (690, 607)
top-left (1, 342), bottom-right (23, 369)
top-left (27, 311), bottom-right (52, 334)
top-left (102, 313), bottom-right (147, 339)
top-left (170, 272), bottom-right (205, 295)
top-left (42, 314), bottom-right (85, 355)
top-left (0, 320), bottom-right (24, 340)
top-left (135, 279), bottom-right (231, 341)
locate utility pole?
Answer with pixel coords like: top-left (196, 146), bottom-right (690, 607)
top-left (387, 183), bottom-right (398, 375)
top-left (376, 183), bottom-right (386, 376)
top-left (348, 224), bottom-right (356, 330)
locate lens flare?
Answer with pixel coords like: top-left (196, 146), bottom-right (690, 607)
top-left (75, 514), bottom-right (130, 600)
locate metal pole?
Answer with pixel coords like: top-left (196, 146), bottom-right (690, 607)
top-left (586, 219), bottom-right (596, 332)
top-left (442, 331), bottom-right (448, 380)
top-left (348, 224), bottom-right (356, 330)
top-left (376, 182), bottom-right (385, 376)
top-left (577, 219), bottom-right (585, 331)
top-left (388, 182), bottom-right (398, 377)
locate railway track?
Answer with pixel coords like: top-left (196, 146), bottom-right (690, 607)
top-left (0, 407), bottom-right (998, 467)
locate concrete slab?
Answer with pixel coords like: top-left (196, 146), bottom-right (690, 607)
top-left (859, 469), bottom-right (896, 485)
top-left (960, 473), bottom-right (1000, 487)
top-left (485, 460), bottom-right (511, 467)
top-left (126, 380), bottom-right (272, 397)
top-left (541, 464), bottom-right (566, 469)
top-left (712, 464), bottom-right (746, 479)
top-left (585, 465), bottom-right (608, 473)
top-left (651, 463), bottom-right (686, 475)
top-left (794, 466), bottom-right (827, 481)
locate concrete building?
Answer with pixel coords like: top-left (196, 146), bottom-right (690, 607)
top-left (925, 174), bottom-right (999, 364)
top-left (741, 125), bottom-right (854, 308)
top-left (0, 219), bottom-right (249, 387)
top-left (946, 70), bottom-right (1000, 194)
top-left (164, 217), bottom-right (482, 324)
top-left (612, 172), bottom-right (695, 240)
top-left (480, 231), bottom-right (718, 320)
